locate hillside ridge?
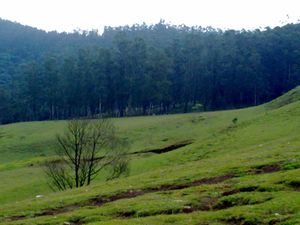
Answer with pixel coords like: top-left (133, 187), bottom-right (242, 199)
top-left (265, 85), bottom-right (300, 109)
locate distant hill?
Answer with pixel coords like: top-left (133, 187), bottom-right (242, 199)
top-left (0, 18), bottom-right (102, 65)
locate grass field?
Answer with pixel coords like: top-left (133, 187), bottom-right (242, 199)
top-left (0, 86), bottom-right (299, 225)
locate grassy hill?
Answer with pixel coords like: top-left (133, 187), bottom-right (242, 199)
top-left (0, 87), bottom-right (299, 225)
top-left (265, 86), bottom-right (300, 110)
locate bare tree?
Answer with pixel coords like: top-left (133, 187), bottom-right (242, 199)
top-left (45, 160), bottom-right (74, 190)
top-left (45, 118), bottom-right (129, 191)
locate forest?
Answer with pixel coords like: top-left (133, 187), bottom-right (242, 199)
top-left (0, 19), bottom-right (300, 123)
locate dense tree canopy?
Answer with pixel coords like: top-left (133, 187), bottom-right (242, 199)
top-left (0, 19), bottom-right (300, 123)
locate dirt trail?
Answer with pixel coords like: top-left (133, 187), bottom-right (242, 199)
top-left (7, 163), bottom-right (283, 222)
top-left (249, 164), bottom-right (281, 174)
top-left (7, 173), bottom-right (234, 221)
top-left (130, 140), bottom-right (193, 155)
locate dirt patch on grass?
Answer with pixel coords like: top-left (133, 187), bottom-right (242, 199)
top-left (6, 215), bottom-right (26, 221)
top-left (88, 189), bottom-right (147, 206)
top-left (152, 174), bottom-right (235, 191)
top-left (117, 210), bottom-right (137, 218)
top-left (239, 186), bottom-right (259, 192)
top-left (222, 186), bottom-right (260, 197)
top-left (249, 164), bottom-right (281, 174)
top-left (36, 205), bottom-right (80, 216)
top-left (222, 189), bottom-right (241, 196)
top-left (221, 215), bottom-right (262, 225)
top-left (215, 192), bottom-right (273, 211)
top-left (44, 140), bottom-right (193, 167)
top-left (65, 218), bottom-right (84, 225)
top-left (131, 140), bottom-right (193, 155)
top-left (287, 180), bottom-right (300, 191)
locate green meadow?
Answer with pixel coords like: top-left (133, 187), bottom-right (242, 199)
top-left (0, 86), bottom-right (300, 225)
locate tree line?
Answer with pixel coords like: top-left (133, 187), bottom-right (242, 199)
top-left (1, 19), bottom-right (300, 123)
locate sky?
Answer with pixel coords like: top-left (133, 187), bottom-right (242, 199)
top-left (0, 0), bottom-right (299, 33)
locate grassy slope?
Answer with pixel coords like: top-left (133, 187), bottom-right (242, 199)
top-left (0, 86), bottom-right (299, 225)
top-left (265, 86), bottom-right (300, 110)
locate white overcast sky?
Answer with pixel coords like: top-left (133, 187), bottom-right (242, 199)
top-left (0, 0), bottom-right (299, 33)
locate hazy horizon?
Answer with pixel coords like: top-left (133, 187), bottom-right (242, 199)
top-left (0, 0), bottom-right (299, 33)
